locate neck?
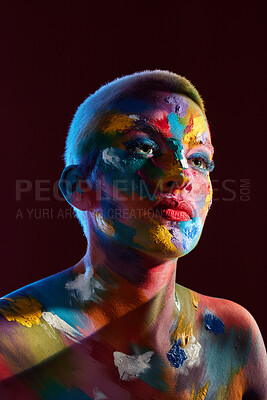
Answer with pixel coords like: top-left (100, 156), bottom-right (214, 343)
top-left (72, 227), bottom-right (179, 350)
top-left (84, 226), bottom-right (178, 298)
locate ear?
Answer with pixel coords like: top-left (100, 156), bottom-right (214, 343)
top-left (59, 165), bottom-right (91, 211)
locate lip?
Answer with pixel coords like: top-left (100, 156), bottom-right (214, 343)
top-left (153, 196), bottom-right (194, 221)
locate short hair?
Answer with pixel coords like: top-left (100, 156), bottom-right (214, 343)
top-left (64, 70), bottom-right (206, 238)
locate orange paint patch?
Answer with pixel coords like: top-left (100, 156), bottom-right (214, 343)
top-left (228, 369), bottom-right (247, 399)
top-left (102, 114), bottom-right (135, 134)
top-left (0, 296), bottom-right (42, 327)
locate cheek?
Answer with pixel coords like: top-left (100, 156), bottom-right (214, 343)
top-left (191, 173), bottom-right (212, 217)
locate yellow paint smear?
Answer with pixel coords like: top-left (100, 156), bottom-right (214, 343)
top-left (184, 116), bottom-right (207, 148)
top-left (102, 114), bottom-right (135, 134)
top-left (171, 313), bottom-right (193, 348)
top-left (189, 289), bottom-right (199, 310)
top-left (148, 223), bottom-right (177, 254)
top-left (190, 381), bottom-right (209, 400)
top-left (0, 295), bottom-right (42, 327)
top-left (95, 212), bottom-right (115, 236)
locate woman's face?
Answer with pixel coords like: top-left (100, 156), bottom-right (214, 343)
top-left (89, 92), bottom-right (214, 259)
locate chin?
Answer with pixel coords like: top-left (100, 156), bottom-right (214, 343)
top-left (130, 217), bottom-right (203, 260)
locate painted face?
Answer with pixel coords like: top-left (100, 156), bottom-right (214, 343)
top-left (89, 92), bottom-right (214, 259)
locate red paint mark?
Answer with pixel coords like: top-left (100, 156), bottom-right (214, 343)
top-left (0, 353), bottom-right (12, 380)
top-left (151, 116), bottom-right (171, 138)
top-left (183, 114), bottom-right (194, 135)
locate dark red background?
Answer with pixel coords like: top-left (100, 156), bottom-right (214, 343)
top-left (1, 1), bottom-right (266, 342)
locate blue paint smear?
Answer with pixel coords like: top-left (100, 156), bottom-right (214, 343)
top-left (204, 311), bottom-right (225, 335)
top-left (171, 217), bottom-right (202, 253)
top-left (167, 338), bottom-right (187, 368)
top-left (114, 97), bottom-right (152, 113)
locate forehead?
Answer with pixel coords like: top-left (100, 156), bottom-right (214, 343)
top-left (100, 92), bottom-right (212, 150)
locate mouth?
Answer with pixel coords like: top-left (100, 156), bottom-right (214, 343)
top-left (153, 196), bottom-right (194, 222)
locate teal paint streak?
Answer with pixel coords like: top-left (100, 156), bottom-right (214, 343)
top-left (97, 148), bottom-right (155, 199)
top-left (167, 113), bottom-right (184, 139)
top-left (129, 345), bottom-right (168, 393)
top-left (39, 380), bottom-right (92, 400)
top-left (202, 325), bottom-right (253, 395)
top-left (59, 387), bottom-right (93, 399)
top-left (166, 113), bottom-right (186, 163)
top-left (113, 220), bottom-right (142, 250)
top-left (166, 138), bottom-right (184, 162)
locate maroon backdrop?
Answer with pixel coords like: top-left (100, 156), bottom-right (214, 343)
top-left (1, 1), bottom-right (266, 342)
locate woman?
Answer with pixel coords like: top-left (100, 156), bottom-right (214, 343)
top-left (0, 71), bottom-right (266, 399)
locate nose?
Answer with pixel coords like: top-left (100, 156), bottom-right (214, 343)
top-left (164, 168), bottom-right (193, 192)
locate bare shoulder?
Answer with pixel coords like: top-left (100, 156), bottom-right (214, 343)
top-left (179, 285), bottom-right (267, 399)
top-left (0, 268), bottom-right (76, 381)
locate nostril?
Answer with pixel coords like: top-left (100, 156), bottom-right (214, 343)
top-left (167, 181), bottom-right (176, 188)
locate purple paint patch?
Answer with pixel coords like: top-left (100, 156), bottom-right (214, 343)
top-left (204, 311), bottom-right (225, 335)
top-left (165, 95), bottom-right (189, 117)
top-left (167, 338), bottom-right (187, 368)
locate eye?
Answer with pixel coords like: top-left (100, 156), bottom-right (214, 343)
top-left (135, 144), bottom-right (154, 155)
top-left (187, 153), bottom-right (215, 172)
top-left (123, 138), bottom-right (159, 158)
top-left (191, 157), bottom-right (206, 168)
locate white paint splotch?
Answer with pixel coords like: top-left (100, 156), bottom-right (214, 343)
top-left (65, 269), bottom-right (105, 304)
top-left (42, 311), bottom-right (80, 341)
top-left (102, 148), bottom-right (124, 171)
top-left (93, 388), bottom-right (107, 400)
top-left (196, 130), bottom-right (209, 144)
top-left (128, 114), bottom-right (140, 120)
top-left (174, 292), bottom-right (181, 312)
top-left (180, 149), bottom-right (188, 169)
top-left (184, 335), bottom-right (201, 367)
top-left (113, 350), bottom-right (154, 381)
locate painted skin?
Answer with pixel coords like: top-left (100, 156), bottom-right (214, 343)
top-left (0, 93), bottom-right (266, 399)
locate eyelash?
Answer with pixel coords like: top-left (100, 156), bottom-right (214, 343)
top-left (124, 138), bottom-right (159, 158)
top-left (187, 152), bottom-right (215, 172)
top-left (123, 139), bottom-right (215, 172)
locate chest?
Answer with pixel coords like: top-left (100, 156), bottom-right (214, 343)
top-left (0, 335), bottom-right (246, 400)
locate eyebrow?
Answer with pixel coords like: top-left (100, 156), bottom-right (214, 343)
top-left (201, 142), bottom-right (214, 154)
top-left (122, 120), bottom-right (161, 136)
top-left (122, 119), bottom-right (215, 155)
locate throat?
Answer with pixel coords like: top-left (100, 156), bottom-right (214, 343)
top-left (68, 253), bottom-right (179, 352)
